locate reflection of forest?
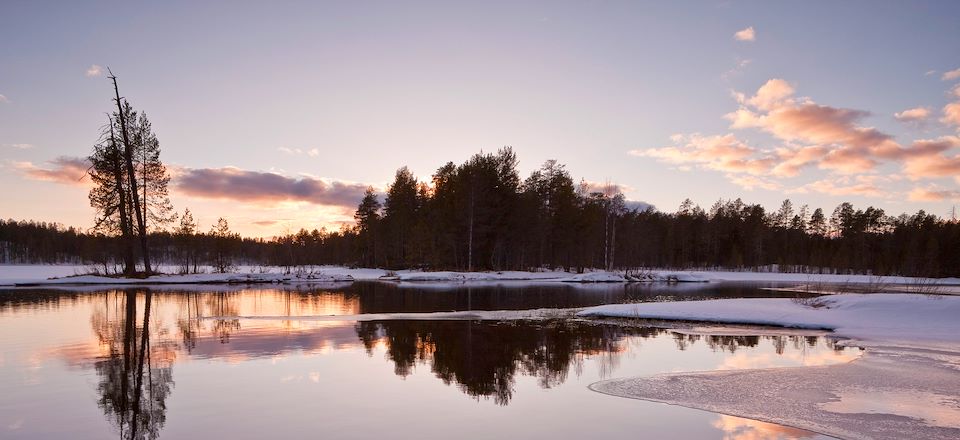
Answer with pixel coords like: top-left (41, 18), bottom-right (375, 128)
top-left (90, 290), bottom-right (175, 440)
top-left (357, 320), bottom-right (847, 405)
top-left (356, 320), bottom-right (641, 405)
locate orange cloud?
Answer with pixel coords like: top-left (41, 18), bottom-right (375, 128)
top-left (632, 133), bottom-right (775, 176)
top-left (733, 26), bottom-right (756, 42)
top-left (12, 156), bottom-right (91, 186)
top-left (789, 175), bottom-right (890, 198)
top-left (909, 186), bottom-right (960, 202)
top-left (942, 67), bottom-right (960, 81)
top-left (894, 106), bottom-right (931, 123)
top-left (942, 84), bottom-right (960, 129)
top-left (636, 78), bottom-right (960, 199)
top-left (902, 136), bottom-right (960, 180)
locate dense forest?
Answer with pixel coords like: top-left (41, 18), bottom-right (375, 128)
top-left (2, 147), bottom-right (959, 277)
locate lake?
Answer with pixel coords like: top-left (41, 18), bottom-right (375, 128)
top-left (0, 282), bottom-right (855, 439)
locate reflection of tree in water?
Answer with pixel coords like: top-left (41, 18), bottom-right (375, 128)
top-left (359, 321), bottom-right (853, 406)
top-left (174, 292), bottom-right (241, 351)
top-left (356, 320), bottom-right (651, 405)
top-left (91, 289), bottom-right (175, 440)
top-left (674, 332), bottom-right (841, 354)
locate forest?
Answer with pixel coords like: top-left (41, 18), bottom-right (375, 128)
top-left (2, 146), bottom-right (959, 277)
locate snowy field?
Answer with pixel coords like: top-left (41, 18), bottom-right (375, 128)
top-left (579, 295), bottom-right (960, 439)
top-left (1, 264), bottom-right (958, 287)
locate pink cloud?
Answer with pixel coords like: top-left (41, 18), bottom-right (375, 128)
top-left (13, 156), bottom-right (91, 186)
top-left (632, 133), bottom-right (775, 176)
top-left (909, 186), bottom-right (960, 202)
top-left (175, 166), bottom-right (369, 208)
top-left (942, 85), bottom-right (960, 129)
top-left (894, 107), bottom-right (931, 124)
top-left (733, 26), bottom-right (756, 42)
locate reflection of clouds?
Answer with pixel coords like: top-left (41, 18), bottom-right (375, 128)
top-left (820, 390), bottom-right (960, 429)
top-left (188, 322), bottom-right (361, 362)
top-left (7, 419), bottom-right (24, 430)
top-left (719, 348), bottom-right (859, 370)
top-left (712, 414), bottom-right (815, 440)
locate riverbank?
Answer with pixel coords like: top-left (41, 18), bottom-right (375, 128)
top-left (578, 294), bottom-right (960, 440)
top-left (2, 264), bottom-right (958, 287)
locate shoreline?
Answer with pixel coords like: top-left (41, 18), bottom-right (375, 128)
top-left (578, 295), bottom-right (960, 440)
top-left (588, 345), bottom-right (960, 440)
top-left (3, 264), bottom-right (959, 288)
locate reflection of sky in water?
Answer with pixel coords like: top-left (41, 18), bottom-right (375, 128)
top-left (820, 390), bottom-right (960, 429)
top-left (0, 288), bottom-right (847, 439)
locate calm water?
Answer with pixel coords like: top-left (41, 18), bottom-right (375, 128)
top-left (0, 282), bottom-right (852, 439)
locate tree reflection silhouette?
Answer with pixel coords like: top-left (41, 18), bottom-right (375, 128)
top-left (356, 320), bottom-right (651, 405)
top-left (93, 289), bottom-right (174, 440)
top-left (357, 320), bottom-right (845, 405)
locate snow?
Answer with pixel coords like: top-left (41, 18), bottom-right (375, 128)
top-left (578, 294), bottom-right (960, 351)
top-left (1, 264), bottom-right (957, 287)
top-left (580, 294), bottom-right (960, 440)
top-left (563, 272), bottom-right (628, 283)
top-left (591, 346), bottom-right (960, 440)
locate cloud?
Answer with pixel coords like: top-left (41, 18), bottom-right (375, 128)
top-left (15, 156), bottom-right (372, 210)
top-left (631, 133), bottom-right (775, 176)
top-left (942, 84), bottom-right (960, 129)
top-left (0, 94), bottom-right (8, 103)
top-left (733, 26), bottom-right (755, 42)
top-left (790, 176), bottom-right (887, 198)
top-left (278, 147), bottom-right (321, 157)
top-left (634, 78), bottom-right (960, 201)
top-left (725, 78), bottom-right (935, 173)
top-left (902, 136), bottom-right (960, 181)
top-left (926, 70), bottom-right (938, 77)
top-left (894, 106), bottom-right (931, 124)
top-left (942, 67), bottom-right (960, 81)
top-left (909, 186), bottom-right (960, 202)
top-left (5, 143), bottom-right (34, 149)
top-left (175, 166), bottom-right (369, 208)
top-left (13, 156), bottom-right (91, 185)
top-left (722, 58), bottom-right (752, 80)
top-left (624, 200), bottom-right (655, 212)
top-left (726, 174), bottom-right (780, 191)
top-left (85, 65), bottom-right (103, 77)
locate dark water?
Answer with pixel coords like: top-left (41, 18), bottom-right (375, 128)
top-left (0, 283), bottom-right (848, 439)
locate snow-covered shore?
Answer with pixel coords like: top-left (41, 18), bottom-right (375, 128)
top-left (579, 294), bottom-right (960, 439)
top-left (3, 264), bottom-right (958, 287)
top-left (578, 294), bottom-right (960, 351)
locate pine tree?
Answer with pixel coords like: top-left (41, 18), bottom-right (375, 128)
top-left (88, 119), bottom-right (136, 274)
top-left (354, 188), bottom-right (382, 267)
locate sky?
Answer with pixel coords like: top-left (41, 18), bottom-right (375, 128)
top-left (2, 0), bottom-right (959, 237)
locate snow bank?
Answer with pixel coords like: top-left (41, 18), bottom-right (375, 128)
top-left (390, 270), bottom-right (568, 282)
top-left (563, 272), bottom-right (627, 283)
top-left (682, 270), bottom-right (960, 285)
top-left (3, 264), bottom-right (957, 287)
top-left (578, 294), bottom-right (960, 351)
top-left (11, 271), bottom-right (355, 287)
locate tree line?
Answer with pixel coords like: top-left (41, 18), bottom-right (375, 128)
top-left (348, 148), bottom-right (959, 277)
top-left (3, 147), bottom-right (958, 276)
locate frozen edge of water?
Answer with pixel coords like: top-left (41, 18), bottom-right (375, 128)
top-left (588, 346), bottom-right (960, 440)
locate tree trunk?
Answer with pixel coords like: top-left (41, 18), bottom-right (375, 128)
top-left (109, 69), bottom-right (151, 275)
top-left (109, 123), bottom-right (136, 275)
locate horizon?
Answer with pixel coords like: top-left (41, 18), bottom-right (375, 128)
top-left (3, 1), bottom-right (960, 237)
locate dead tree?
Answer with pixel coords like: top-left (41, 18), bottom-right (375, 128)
top-left (108, 68), bottom-right (152, 275)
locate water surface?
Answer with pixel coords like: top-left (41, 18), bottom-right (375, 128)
top-left (0, 283), bottom-right (851, 439)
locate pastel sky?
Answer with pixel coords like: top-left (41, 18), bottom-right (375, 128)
top-left (2, 0), bottom-right (959, 237)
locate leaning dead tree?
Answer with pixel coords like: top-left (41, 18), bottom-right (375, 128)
top-left (108, 68), bottom-right (152, 275)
